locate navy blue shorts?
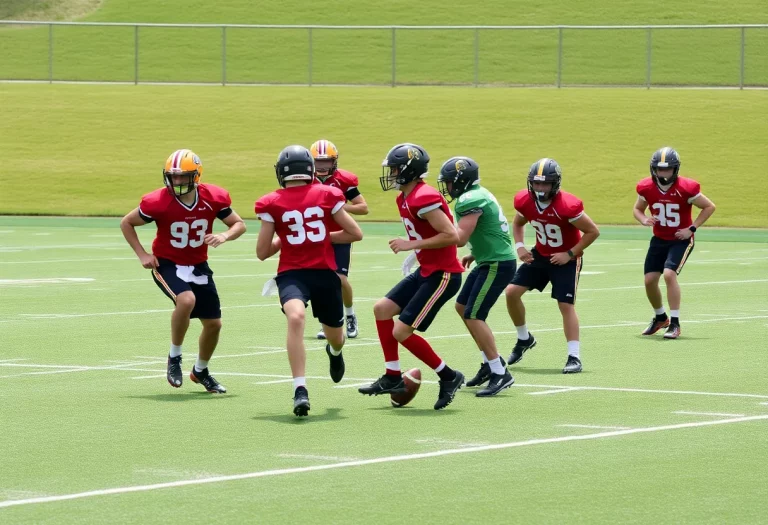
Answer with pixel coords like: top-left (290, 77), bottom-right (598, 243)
top-left (276, 269), bottom-right (344, 328)
top-left (151, 258), bottom-right (221, 319)
top-left (456, 260), bottom-right (517, 321)
top-left (333, 243), bottom-right (352, 277)
top-left (644, 236), bottom-right (695, 275)
top-left (386, 270), bottom-right (462, 332)
top-left (509, 249), bottom-right (582, 305)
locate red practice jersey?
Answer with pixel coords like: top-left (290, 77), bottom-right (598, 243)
top-left (255, 184), bottom-right (346, 274)
top-left (636, 177), bottom-right (701, 241)
top-left (318, 168), bottom-right (361, 233)
top-left (514, 190), bottom-right (585, 257)
top-left (139, 184), bottom-right (233, 266)
top-left (397, 182), bottom-right (464, 277)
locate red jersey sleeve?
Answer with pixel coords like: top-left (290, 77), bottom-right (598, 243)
top-left (202, 184), bottom-right (234, 219)
top-left (513, 189), bottom-right (529, 214)
top-left (326, 186), bottom-right (347, 214)
top-left (678, 178), bottom-right (702, 203)
top-left (409, 185), bottom-right (444, 218)
top-left (562, 193), bottom-right (585, 222)
top-left (255, 193), bottom-right (277, 222)
top-left (138, 190), bottom-right (164, 223)
top-left (636, 178), bottom-right (653, 201)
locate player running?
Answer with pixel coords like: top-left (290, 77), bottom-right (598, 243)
top-left (256, 145), bottom-right (363, 417)
top-left (437, 157), bottom-right (516, 397)
top-left (505, 158), bottom-right (600, 374)
top-left (358, 143), bottom-right (465, 410)
top-left (120, 149), bottom-right (246, 393)
top-left (633, 147), bottom-right (716, 339)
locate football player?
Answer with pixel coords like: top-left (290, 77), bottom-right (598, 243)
top-left (120, 149), bottom-right (246, 393)
top-left (256, 145), bottom-right (363, 417)
top-left (633, 147), bottom-right (716, 339)
top-left (310, 140), bottom-right (368, 340)
top-left (505, 158), bottom-right (600, 374)
top-left (437, 157), bottom-right (516, 397)
top-left (358, 143), bottom-right (465, 410)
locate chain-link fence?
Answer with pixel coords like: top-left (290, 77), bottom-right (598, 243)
top-left (1, 22), bottom-right (767, 87)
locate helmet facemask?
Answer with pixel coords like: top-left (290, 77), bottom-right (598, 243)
top-left (164, 170), bottom-right (199, 197)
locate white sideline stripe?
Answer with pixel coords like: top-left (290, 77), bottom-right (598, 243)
top-left (0, 278), bottom-right (94, 285)
top-left (587, 256), bottom-right (768, 268)
top-left (1, 415), bottom-right (766, 509)
top-left (517, 383), bottom-right (768, 399)
top-left (528, 388), bottom-right (580, 395)
top-left (760, 402), bottom-right (768, 406)
top-left (673, 411), bottom-right (746, 417)
top-left (130, 374), bottom-right (166, 380)
top-left (581, 279), bottom-right (768, 292)
top-left (0, 359), bottom-right (27, 363)
top-left (253, 379), bottom-right (295, 385)
top-left (557, 424), bottom-right (632, 430)
top-left (277, 454), bottom-right (360, 462)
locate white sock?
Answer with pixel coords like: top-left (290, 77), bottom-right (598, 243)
top-left (480, 351), bottom-right (488, 364)
top-left (328, 344), bottom-right (342, 356)
top-left (670, 309), bottom-right (680, 318)
top-left (385, 360), bottom-right (401, 372)
top-left (567, 340), bottom-right (580, 358)
top-left (654, 307), bottom-right (666, 316)
top-left (169, 344), bottom-right (182, 358)
top-left (488, 357), bottom-right (505, 375)
top-left (434, 361), bottom-right (446, 373)
top-left (345, 305), bottom-right (355, 317)
top-left (516, 324), bottom-right (529, 340)
top-left (293, 377), bottom-right (306, 390)
top-left (194, 358), bottom-right (208, 372)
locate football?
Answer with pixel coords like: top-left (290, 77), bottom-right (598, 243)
top-left (390, 368), bottom-right (422, 408)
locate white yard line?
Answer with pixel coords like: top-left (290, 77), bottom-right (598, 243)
top-left (673, 411), bottom-right (746, 417)
top-left (277, 454), bottom-right (360, 462)
top-left (1, 414), bottom-right (765, 509)
top-left (557, 424), bottom-right (632, 430)
top-left (516, 383), bottom-right (768, 400)
top-left (528, 388), bottom-right (581, 396)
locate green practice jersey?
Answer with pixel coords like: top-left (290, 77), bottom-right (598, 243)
top-left (454, 185), bottom-right (515, 264)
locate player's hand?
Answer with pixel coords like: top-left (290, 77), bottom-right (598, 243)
top-left (550, 252), bottom-right (572, 266)
top-left (675, 228), bottom-right (693, 240)
top-left (204, 233), bottom-right (228, 248)
top-left (517, 247), bottom-right (533, 264)
top-left (642, 216), bottom-right (658, 227)
top-left (139, 252), bottom-right (159, 269)
top-left (389, 238), bottom-right (414, 254)
top-left (461, 254), bottom-right (475, 269)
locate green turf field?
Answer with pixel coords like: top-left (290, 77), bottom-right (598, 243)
top-left (2, 1), bottom-right (768, 86)
top-left (0, 217), bottom-right (767, 523)
top-left (2, 84), bottom-right (767, 226)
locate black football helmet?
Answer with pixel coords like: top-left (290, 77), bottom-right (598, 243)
top-left (274, 145), bottom-right (315, 188)
top-left (527, 158), bottom-right (562, 202)
top-left (650, 147), bottom-right (681, 186)
top-left (380, 143), bottom-right (430, 191)
top-left (437, 156), bottom-right (480, 202)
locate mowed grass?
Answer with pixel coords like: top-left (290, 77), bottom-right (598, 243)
top-left (0, 218), bottom-right (767, 523)
top-left (1, 0), bottom-right (768, 85)
top-left (2, 84), bottom-right (768, 226)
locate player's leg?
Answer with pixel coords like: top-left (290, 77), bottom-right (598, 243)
top-left (358, 274), bottom-right (414, 396)
top-left (662, 238), bottom-right (694, 339)
top-left (395, 272), bottom-right (464, 410)
top-left (550, 257), bottom-right (583, 374)
top-left (151, 261), bottom-right (194, 388)
top-left (455, 267), bottom-right (487, 386)
top-left (314, 271), bottom-right (346, 383)
top-left (506, 258), bottom-right (546, 364)
top-left (642, 237), bottom-right (670, 335)
top-left (187, 276), bottom-right (226, 393)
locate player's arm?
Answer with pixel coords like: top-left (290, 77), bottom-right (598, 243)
top-left (344, 194), bottom-right (369, 215)
top-left (331, 207), bottom-right (364, 244)
top-left (119, 208), bottom-right (158, 269)
top-left (390, 208), bottom-right (459, 254)
top-left (456, 212), bottom-right (480, 248)
top-left (675, 194), bottom-right (716, 240)
top-left (256, 220), bottom-right (281, 261)
top-left (568, 213), bottom-right (600, 257)
top-left (633, 196), bottom-right (656, 227)
top-left (511, 212), bottom-right (533, 264)
top-left (205, 210), bottom-right (246, 248)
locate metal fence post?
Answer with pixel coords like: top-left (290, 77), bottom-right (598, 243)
top-left (221, 26), bottom-right (227, 86)
top-left (646, 27), bottom-right (652, 89)
top-left (556, 27), bottom-right (563, 88)
top-left (48, 23), bottom-right (53, 83)
top-left (308, 27), bottom-right (313, 86)
top-left (474, 28), bottom-right (479, 87)
top-left (391, 27), bottom-right (397, 87)
top-left (740, 26), bottom-right (745, 89)
top-left (134, 25), bottom-right (139, 85)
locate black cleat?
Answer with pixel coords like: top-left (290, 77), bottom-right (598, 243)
top-left (346, 314), bottom-right (359, 339)
top-left (508, 334), bottom-right (537, 365)
top-left (293, 386), bottom-right (310, 417)
top-left (663, 323), bottom-right (681, 339)
top-left (358, 374), bottom-right (406, 396)
top-left (476, 370), bottom-right (515, 397)
top-left (563, 355), bottom-right (582, 374)
top-left (325, 344), bottom-right (345, 383)
top-left (466, 357), bottom-right (507, 387)
top-left (189, 367), bottom-right (227, 393)
top-left (642, 316), bottom-right (670, 336)
top-left (167, 354), bottom-right (182, 388)
top-left (434, 370), bottom-right (465, 410)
